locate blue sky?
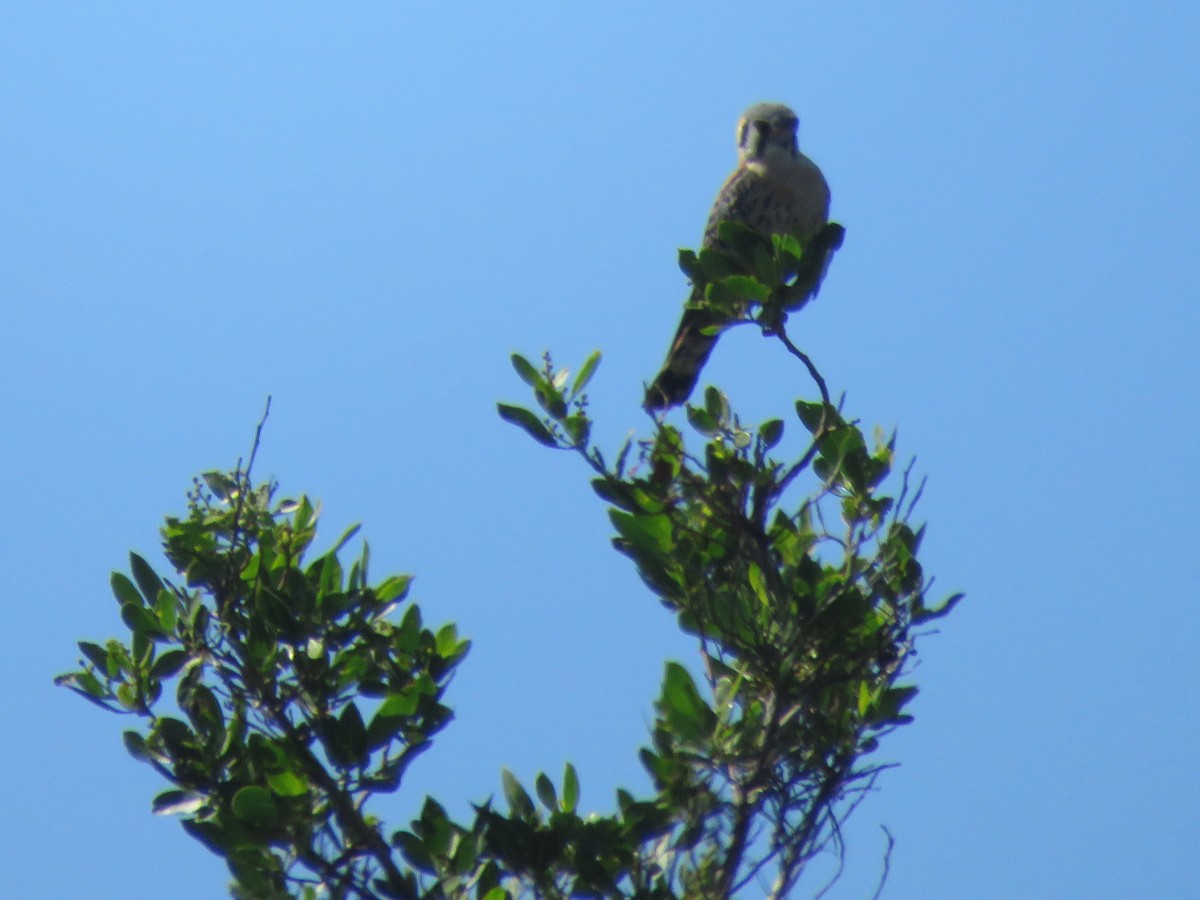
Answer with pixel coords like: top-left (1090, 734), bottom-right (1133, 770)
top-left (4, 2), bottom-right (1198, 897)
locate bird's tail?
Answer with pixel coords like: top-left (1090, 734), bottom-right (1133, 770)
top-left (643, 304), bottom-right (720, 411)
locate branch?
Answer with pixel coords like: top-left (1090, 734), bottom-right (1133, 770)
top-left (773, 321), bottom-right (830, 411)
top-left (275, 694), bottom-right (413, 897)
top-left (871, 826), bottom-right (896, 900)
top-left (218, 396), bottom-right (272, 616)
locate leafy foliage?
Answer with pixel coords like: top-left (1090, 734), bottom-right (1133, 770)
top-left (58, 463), bottom-right (469, 898)
top-left (487, 223), bottom-right (960, 897)
top-left (492, 354), bottom-right (959, 896)
top-left (58, 222), bottom-right (960, 898)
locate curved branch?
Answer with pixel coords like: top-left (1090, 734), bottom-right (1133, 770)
top-left (773, 322), bottom-right (830, 411)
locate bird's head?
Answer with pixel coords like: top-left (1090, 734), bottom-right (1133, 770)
top-left (736, 102), bottom-right (800, 165)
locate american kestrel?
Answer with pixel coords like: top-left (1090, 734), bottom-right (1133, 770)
top-left (644, 102), bottom-right (830, 410)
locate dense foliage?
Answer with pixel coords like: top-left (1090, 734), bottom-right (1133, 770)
top-left (58, 222), bottom-right (960, 898)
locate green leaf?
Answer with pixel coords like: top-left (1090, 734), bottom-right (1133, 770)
top-left (105, 639), bottom-right (133, 676)
top-left (497, 403), bottom-right (558, 448)
top-left (110, 572), bottom-right (143, 608)
top-left (123, 730), bottom-right (150, 762)
top-left (187, 600), bottom-right (210, 638)
top-left (686, 405), bottom-right (720, 437)
top-left (868, 685), bottom-right (920, 726)
top-left (334, 702), bottom-right (369, 768)
top-left (753, 240), bottom-right (780, 285)
top-left (395, 603), bottom-right (423, 653)
top-left (510, 353), bottom-right (541, 387)
top-left (154, 588), bottom-right (178, 632)
top-left (608, 510), bottom-right (673, 555)
top-left (562, 763), bottom-right (579, 814)
top-left (795, 400), bottom-right (828, 434)
top-left (570, 351), bottom-right (601, 398)
top-left (131, 629), bottom-right (152, 668)
top-left (153, 789), bottom-right (207, 816)
top-left (534, 385), bottom-right (568, 421)
top-left (638, 747), bottom-right (670, 785)
top-left (154, 716), bottom-right (196, 757)
top-left (703, 279), bottom-right (746, 314)
top-left (366, 692), bottom-right (419, 751)
top-left (231, 786), bottom-right (278, 826)
top-left (180, 682), bottom-right (223, 739)
top-left (747, 564), bottom-right (770, 605)
top-left (659, 662), bottom-right (715, 743)
top-left (78, 641), bottom-right (110, 672)
top-left (376, 691), bottom-right (420, 719)
top-left (329, 522), bottom-right (362, 556)
top-left (200, 471), bottom-right (237, 501)
top-left (376, 574), bottom-right (412, 604)
top-left (563, 413), bottom-right (591, 448)
top-left (614, 435), bottom-right (633, 477)
top-left (179, 818), bottom-right (232, 857)
top-left (129, 553), bottom-right (165, 606)
top-left (719, 274), bottom-right (772, 302)
top-left (149, 649), bottom-right (189, 680)
top-left (714, 221), bottom-right (772, 268)
top-left (915, 591), bottom-right (965, 623)
top-left (759, 418), bottom-right (785, 449)
top-left (266, 771), bottom-right (308, 798)
top-left (774, 232), bottom-right (805, 260)
top-left (220, 704), bottom-right (248, 759)
top-left (393, 830), bottom-right (436, 875)
top-left (501, 769), bottom-right (536, 820)
top-left (415, 797), bottom-right (453, 860)
top-left (54, 671), bottom-right (112, 708)
top-left (435, 623), bottom-right (460, 658)
top-left (121, 602), bottom-right (169, 641)
top-left (677, 248), bottom-right (702, 281)
top-left (534, 773), bottom-right (557, 813)
top-left (696, 247), bottom-right (735, 281)
top-left (590, 477), bottom-right (644, 513)
top-left (703, 385), bottom-right (729, 424)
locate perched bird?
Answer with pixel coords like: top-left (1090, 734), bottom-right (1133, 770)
top-left (644, 102), bottom-right (830, 410)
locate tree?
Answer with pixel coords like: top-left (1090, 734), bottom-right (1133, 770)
top-left (57, 222), bottom-right (961, 898)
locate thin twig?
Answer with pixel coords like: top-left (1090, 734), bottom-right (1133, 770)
top-left (245, 395), bottom-right (272, 477)
top-left (773, 322), bottom-right (831, 411)
top-left (871, 826), bottom-right (896, 900)
top-left (218, 396), bottom-right (272, 615)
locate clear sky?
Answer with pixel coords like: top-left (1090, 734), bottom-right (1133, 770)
top-left (3, 3), bottom-right (1198, 898)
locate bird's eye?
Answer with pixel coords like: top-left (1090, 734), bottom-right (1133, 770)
top-left (754, 120), bottom-right (772, 136)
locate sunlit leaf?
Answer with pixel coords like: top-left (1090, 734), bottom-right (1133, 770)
top-left (231, 786), bottom-right (277, 826)
top-left (110, 572), bottom-right (142, 608)
top-left (510, 353), bottom-right (541, 387)
top-left (153, 789), bottom-right (207, 816)
top-left (501, 769), bottom-right (535, 820)
top-left (562, 763), bottom-right (579, 814)
top-left (266, 771), bottom-right (308, 798)
top-left (659, 662), bottom-right (715, 742)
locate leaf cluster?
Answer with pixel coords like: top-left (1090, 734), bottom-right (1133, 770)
top-left (59, 222), bottom-right (961, 900)
top-left (58, 470), bottom-right (469, 899)
top-left (496, 350), bottom-right (959, 895)
top-left (675, 221), bottom-right (846, 341)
